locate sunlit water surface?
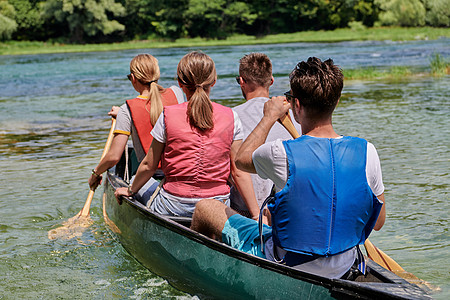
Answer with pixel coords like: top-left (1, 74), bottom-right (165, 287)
top-left (0, 39), bottom-right (448, 299)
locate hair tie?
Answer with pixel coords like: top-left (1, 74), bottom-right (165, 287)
top-left (195, 84), bottom-right (203, 89)
top-left (149, 80), bottom-right (157, 86)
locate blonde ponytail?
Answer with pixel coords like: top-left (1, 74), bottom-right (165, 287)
top-left (187, 85), bottom-right (214, 130)
top-left (148, 82), bottom-right (163, 126)
top-left (177, 51), bottom-right (216, 131)
top-left (130, 54), bottom-right (163, 126)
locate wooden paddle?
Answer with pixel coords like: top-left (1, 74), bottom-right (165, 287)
top-left (363, 238), bottom-right (404, 272)
top-left (48, 118), bottom-right (116, 240)
top-left (278, 113), bottom-right (300, 139)
top-left (362, 239), bottom-right (435, 290)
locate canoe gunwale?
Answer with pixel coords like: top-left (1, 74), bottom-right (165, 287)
top-left (105, 169), bottom-right (432, 300)
top-left (106, 172), bottom-right (329, 286)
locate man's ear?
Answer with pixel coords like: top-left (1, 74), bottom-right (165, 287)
top-left (293, 98), bottom-right (301, 113)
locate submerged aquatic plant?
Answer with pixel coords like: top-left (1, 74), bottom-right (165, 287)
top-left (343, 66), bottom-right (413, 80)
top-left (388, 66), bottom-right (412, 77)
top-left (430, 53), bottom-right (449, 76)
top-left (343, 67), bottom-right (382, 80)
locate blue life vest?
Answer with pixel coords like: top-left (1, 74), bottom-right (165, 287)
top-left (269, 135), bottom-right (383, 257)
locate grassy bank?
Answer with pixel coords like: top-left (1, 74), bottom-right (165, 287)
top-left (343, 53), bottom-right (449, 80)
top-left (1, 27), bottom-right (449, 56)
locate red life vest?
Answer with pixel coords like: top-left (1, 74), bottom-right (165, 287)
top-left (126, 88), bottom-right (178, 154)
top-left (162, 102), bottom-right (234, 198)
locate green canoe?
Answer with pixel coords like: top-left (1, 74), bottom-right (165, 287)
top-left (103, 164), bottom-right (432, 299)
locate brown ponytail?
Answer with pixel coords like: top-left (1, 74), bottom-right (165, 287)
top-left (177, 51), bottom-right (216, 131)
top-left (130, 54), bottom-right (163, 126)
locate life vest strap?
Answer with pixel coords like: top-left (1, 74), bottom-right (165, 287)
top-left (259, 185), bottom-right (275, 255)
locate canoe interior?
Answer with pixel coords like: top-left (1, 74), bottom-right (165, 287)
top-left (102, 150), bottom-right (432, 300)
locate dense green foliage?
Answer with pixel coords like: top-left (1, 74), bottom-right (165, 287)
top-left (0, 0), bottom-right (17, 39)
top-left (2, 0), bottom-right (449, 42)
top-left (41, 0), bottom-right (126, 42)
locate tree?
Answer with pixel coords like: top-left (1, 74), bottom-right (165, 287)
top-left (0, 0), bottom-right (17, 40)
top-left (375, 0), bottom-right (426, 26)
top-left (184, 0), bottom-right (257, 39)
top-left (423, 0), bottom-right (449, 26)
top-left (8, 0), bottom-right (45, 40)
top-left (117, 0), bottom-right (188, 40)
top-left (242, 0), bottom-right (294, 35)
top-left (291, 0), bottom-right (381, 30)
top-left (345, 0), bottom-right (380, 27)
top-left (42, 0), bottom-right (126, 42)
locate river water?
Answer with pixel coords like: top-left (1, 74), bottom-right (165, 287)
top-left (0, 39), bottom-right (448, 299)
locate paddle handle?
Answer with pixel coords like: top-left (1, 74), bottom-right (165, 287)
top-left (79, 118), bottom-right (116, 217)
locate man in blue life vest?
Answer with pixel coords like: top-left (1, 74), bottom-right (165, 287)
top-left (191, 57), bottom-right (386, 278)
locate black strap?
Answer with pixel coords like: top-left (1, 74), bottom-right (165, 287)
top-left (259, 185), bottom-right (276, 254)
top-left (356, 245), bottom-right (367, 275)
top-left (258, 185), bottom-right (318, 265)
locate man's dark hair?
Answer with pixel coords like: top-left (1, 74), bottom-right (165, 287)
top-left (239, 53), bottom-right (272, 87)
top-left (289, 57), bottom-right (343, 118)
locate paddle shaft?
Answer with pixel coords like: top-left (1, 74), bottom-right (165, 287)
top-left (363, 239), bottom-right (404, 272)
top-left (79, 118), bottom-right (116, 217)
top-left (278, 114), bottom-right (300, 139)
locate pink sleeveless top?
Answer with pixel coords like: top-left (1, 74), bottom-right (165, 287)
top-left (162, 102), bottom-right (234, 198)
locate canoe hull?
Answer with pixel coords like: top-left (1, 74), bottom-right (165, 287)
top-left (104, 171), bottom-right (431, 300)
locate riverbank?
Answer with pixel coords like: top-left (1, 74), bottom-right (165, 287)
top-left (1, 27), bottom-right (449, 56)
top-left (344, 56), bottom-right (450, 80)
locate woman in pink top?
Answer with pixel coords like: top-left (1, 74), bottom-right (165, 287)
top-left (115, 51), bottom-right (252, 217)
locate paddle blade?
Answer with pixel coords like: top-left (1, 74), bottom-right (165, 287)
top-left (47, 214), bottom-right (93, 240)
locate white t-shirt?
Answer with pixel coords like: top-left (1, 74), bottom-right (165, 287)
top-left (253, 137), bottom-right (384, 196)
top-left (231, 97), bottom-right (302, 209)
top-left (253, 136), bottom-right (385, 278)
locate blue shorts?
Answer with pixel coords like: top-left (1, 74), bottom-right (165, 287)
top-left (221, 214), bottom-right (272, 258)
